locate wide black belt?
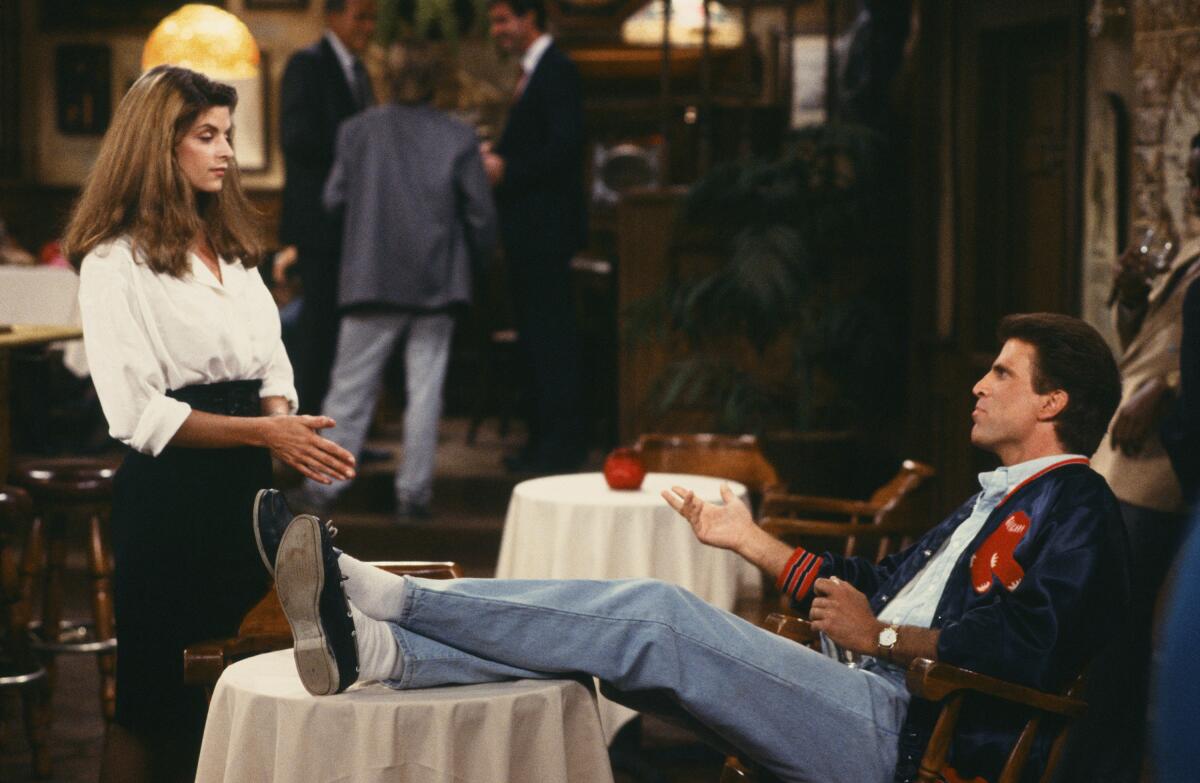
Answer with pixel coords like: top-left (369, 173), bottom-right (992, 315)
top-left (167, 380), bottom-right (262, 417)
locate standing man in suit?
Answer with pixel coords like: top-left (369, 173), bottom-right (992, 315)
top-left (280, 0), bottom-right (377, 414)
top-left (482, 0), bottom-right (588, 472)
top-left (292, 47), bottom-right (497, 520)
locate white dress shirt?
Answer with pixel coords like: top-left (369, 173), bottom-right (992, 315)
top-left (78, 237), bottom-right (297, 456)
top-left (520, 33), bottom-right (553, 77)
top-left (876, 453), bottom-right (1087, 629)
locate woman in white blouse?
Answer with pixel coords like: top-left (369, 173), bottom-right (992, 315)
top-left (63, 65), bottom-right (356, 783)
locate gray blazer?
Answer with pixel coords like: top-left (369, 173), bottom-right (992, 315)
top-left (323, 104), bottom-right (497, 310)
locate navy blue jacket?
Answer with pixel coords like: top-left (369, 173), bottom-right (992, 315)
top-left (780, 460), bottom-right (1129, 782)
top-left (494, 42), bottom-right (587, 263)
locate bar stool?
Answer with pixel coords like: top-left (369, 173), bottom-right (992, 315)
top-left (12, 457), bottom-right (118, 722)
top-left (0, 484), bottom-right (51, 778)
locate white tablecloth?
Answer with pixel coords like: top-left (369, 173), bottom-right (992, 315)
top-left (0, 265), bottom-right (88, 376)
top-left (196, 649), bottom-right (614, 783)
top-left (495, 472), bottom-right (760, 741)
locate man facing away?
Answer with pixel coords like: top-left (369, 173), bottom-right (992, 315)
top-left (481, 0), bottom-right (588, 473)
top-left (279, 0), bottom-right (377, 414)
top-left (255, 312), bottom-right (1127, 783)
top-left (290, 46), bottom-right (496, 520)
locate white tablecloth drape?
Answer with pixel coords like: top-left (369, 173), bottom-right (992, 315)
top-left (196, 649), bottom-right (614, 783)
top-left (495, 472), bottom-right (761, 741)
top-left (0, 265), bottom-right (88, 376)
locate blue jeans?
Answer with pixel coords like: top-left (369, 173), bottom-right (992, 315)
top-left (304, 311), bottom-right (454, 508)
top-left (377, 577), bottom-right (909, 783)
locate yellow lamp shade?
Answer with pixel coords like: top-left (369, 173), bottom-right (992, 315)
top-left (142, 4), bottom-right (260, 80)
top-left (621, 0), bottom-right (743, 48)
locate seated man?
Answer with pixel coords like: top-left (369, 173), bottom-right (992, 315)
top-left (254, 312), bottom-right (1127, 783)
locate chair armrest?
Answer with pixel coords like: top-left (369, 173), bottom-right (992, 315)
top-left (905, 658), bottom-right (1087, 718)
top-left (762, 612), bottom-right (819, 645)
top-left (761, 494), bottom-right (879, 518)
top-left (182, 633), bottom-right (292, 686)
top-left (370, 561), bottom-right (463, 579)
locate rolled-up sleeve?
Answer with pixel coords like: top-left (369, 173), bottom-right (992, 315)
top-left (249, 272), bottom-right (298, 412)
top-left (78, 253), bottom-right (191, 455)
top-left (259, 335), bottom-right (299, 413)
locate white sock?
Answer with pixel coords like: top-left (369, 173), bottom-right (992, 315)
top-left (338, 553), bottom-right (409, 621)
top-left (350, 602), bottom-right (403, 683)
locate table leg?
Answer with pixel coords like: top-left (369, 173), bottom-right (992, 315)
top-left (0, 348), bottom-right (10, 482)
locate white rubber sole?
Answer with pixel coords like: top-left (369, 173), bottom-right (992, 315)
top-left (252, 488), bottom-right (275, 576)
top-left (275, 515), bottom-right (338, 696)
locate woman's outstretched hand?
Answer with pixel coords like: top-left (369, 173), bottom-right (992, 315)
top-left (261, 415), bottom-right (356, 484)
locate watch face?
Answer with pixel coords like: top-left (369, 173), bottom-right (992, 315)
top-left (879, 627), bottom-right (898, 647)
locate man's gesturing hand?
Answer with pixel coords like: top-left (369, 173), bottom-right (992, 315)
top-left (662, 483), bottom-right (754, 552)
top-left (809, 576), bottom-right (882, 656)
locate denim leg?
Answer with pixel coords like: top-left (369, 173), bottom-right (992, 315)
top-left (304, 313), bottom-right (406, 505)
top-left (395, 577), bottom-right (908, 783)
top-left (395, 313), bottom-right (454, 507)
top-left (381, 624), bottom-right (554, 690)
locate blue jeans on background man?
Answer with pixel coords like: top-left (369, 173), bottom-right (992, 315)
top-left (378, 576), bottom-right (909, 783)
top-left (302, 311), bottom-right (454, 512)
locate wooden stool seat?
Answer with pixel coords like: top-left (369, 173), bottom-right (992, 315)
top-left (0, 485), bottom-right (52, 778)
top-left (12, 457), bottom-right (117, 501)
top-left (11, 456), bottom-right (119, 722)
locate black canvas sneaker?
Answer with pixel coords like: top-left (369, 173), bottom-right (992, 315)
top-left (275, 514), bottom-right (359, 695)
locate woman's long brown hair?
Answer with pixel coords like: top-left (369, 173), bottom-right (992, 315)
top-left (63, 65), bottom-right (263, 275)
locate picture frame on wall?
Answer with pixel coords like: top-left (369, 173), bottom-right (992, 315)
top-left (56, 45), bottom-right (112, 136)
top-left (790, 35), bottom-right (828, 129)
top-left (230, 52), bottom-right (272, 173)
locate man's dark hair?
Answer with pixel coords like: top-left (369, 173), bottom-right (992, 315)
top-left (997, 313), bottom-right (1121, 456)
top-left (1191, 132), bottom-right (1200, 151)
top-left (325, 0), bottom-right (348, 13)
top-left (487, 0), bottom-right (546, 30)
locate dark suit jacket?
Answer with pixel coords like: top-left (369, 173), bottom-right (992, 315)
top-left (279, 37), bottom-right (361, 254)
top-left (494, 42), bottom-right (586, 263)
top-left (1164, 275), bottom-right (1200, 504)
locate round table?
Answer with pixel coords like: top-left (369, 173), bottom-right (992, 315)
top-left (495, 472), bottom-right (760, 741)
top-left (196, 649), bottom-right (614, 783)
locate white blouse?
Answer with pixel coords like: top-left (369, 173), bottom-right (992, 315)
top-left (78, 237), bottom-right (297, 456)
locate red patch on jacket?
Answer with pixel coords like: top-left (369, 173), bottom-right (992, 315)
top-left (941, 766), bottom-right (990, 783)
top-left (969, 511), bottom-right (1030, 594)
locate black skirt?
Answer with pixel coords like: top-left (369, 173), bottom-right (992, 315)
top-left (109, 381), bottom-right (272, 737)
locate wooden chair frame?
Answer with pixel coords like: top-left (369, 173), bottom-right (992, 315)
top-left (633, 433), bottom-right (784, 504)
top-left (721, 614), bottom-right (1086, 783)
top-left (183, 561), bottom-right (462, 696)
top-left (760, 459), bottom-right (936, 563)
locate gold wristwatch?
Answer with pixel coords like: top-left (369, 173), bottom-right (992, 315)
top-left (877, 624), bottom-right (899, 662)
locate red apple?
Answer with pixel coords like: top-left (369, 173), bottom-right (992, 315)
top-left (603, 447), bottom-right (646, 490)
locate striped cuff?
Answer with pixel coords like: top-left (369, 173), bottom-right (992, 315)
top-left (776, 547), bottom-right (823, 602)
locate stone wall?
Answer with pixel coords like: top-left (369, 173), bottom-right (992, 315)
top-left (1131, 0), bottom-right (1200, 239)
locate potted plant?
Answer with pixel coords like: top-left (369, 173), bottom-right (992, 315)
top-left (630, 123), bottom-right (906, 495)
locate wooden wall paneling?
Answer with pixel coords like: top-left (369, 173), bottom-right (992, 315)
top-left (920, 0), bottom-right (1087, 510)
top-left (1, 0), bottom-right (20, 178)
top-left (616, 187), bottom-right (687, 442)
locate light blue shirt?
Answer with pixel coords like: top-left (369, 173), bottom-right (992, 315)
top-left (876, 453), bottom-right (1086, 629)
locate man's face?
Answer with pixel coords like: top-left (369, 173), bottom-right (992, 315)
top-left (328, 0), bottom-right (378, 55)
top-left (970, 339), bottom-right (1054, 459)
top-left (488, 2), bottom-right (538, 56)
top-left (1187, 146), bottom-right (1200, 216)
